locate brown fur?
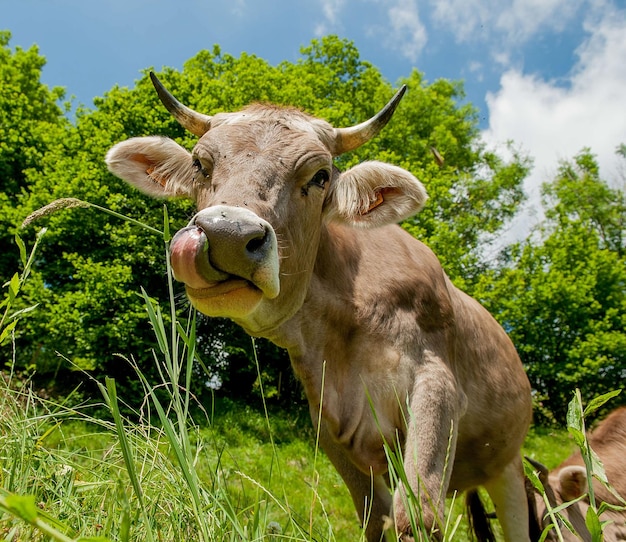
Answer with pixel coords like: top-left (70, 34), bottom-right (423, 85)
top-left (106, 95), bottom-right (533, 541)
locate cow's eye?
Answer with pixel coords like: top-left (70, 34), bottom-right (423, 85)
top-left (192, 158), bottom-right (210, 179)
top-left (309, 169), bottom-right (329, 189)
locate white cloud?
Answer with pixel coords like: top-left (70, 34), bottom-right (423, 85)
top-left (468, 61), bottom-right (484, 82)
top-left (430, 0), bottom-right (491, 42)
top-left (495, 0), bottom-right (584, 41)
top-left (315, 0), bottom-right (347, 35)
top-left (230, 0), bottom-right (247, 17)
top-left (364, 0), bottom-right (427, 62)
top-left (386, 0), bottom-right (427, 61)
top-left (321, 0), bottom-right (346, 23)
top-left (314, 0), bottom-right (427, 62)
top-left (430, 0), bottom-right (584, 45)
top-left (482, 4), bottom-right (626, 239)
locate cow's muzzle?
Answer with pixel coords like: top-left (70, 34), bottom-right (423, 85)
top-left (170, 206), bottom-right (280, 317)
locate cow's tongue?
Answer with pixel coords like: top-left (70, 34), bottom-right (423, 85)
top-left (170, 227), bottom-right (229, 289)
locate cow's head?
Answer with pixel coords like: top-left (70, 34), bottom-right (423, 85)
top-left (106, 73), bottom-right (427, 334)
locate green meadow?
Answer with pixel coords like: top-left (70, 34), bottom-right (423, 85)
top-left (1, 373), bottom-right (578, 542)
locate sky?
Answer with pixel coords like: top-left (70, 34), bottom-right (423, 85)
top-left (3, 0), bottom-right (625, 237)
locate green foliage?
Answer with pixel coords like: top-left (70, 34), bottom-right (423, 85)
top-left (1, 33), bottom-right (528, 403)
top-left (0, 365), bottom-right (579, 542)
top-left (0, 31), bottom-right (66, 194)
top-left (477, 149), bottom-right (626, 423)
top-left (0, 31), bottom-right (68, 283)
top-left (543, 148), bottom-right (625, 256)
top-left (1, 231), bottom-right (45, 356)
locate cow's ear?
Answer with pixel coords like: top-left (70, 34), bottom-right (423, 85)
top-left (557, 466), bottom-right (587, 501)
top-left (325, 161), bottom-right (427, 228)
top-left (106, 136), bottom-right (195, 199)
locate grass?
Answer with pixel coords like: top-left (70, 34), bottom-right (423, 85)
top-left (1, 215), bottom-right (356, 541)
top-left (0, 376), bottom-right (355, 541)
top-left (0, 372), bottom-right (583, 542)
top-left (0, 372), bottom-right (582, 542)
top-left (2, 203), bottom-right (619, 541)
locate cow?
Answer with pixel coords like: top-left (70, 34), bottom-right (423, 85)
top-left (526, 407), bottom-right (626, 541)
top-left (105, 72), bottom-right (533, 541)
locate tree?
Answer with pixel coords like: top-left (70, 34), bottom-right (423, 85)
top-left (477, 149), bottom-right (626, 423)
top-left (5, 36), bottom-right (529, 405)
top-left (0, 31), bottom-right (67, 282)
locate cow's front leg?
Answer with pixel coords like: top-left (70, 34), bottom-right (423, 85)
top-left (318, 423), bottom-right (391, 542)
top-left (393, 359), bottom-right (464, 540)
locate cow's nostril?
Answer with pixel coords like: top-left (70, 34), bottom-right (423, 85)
top-left (246, 229), bottom-right (269, 255)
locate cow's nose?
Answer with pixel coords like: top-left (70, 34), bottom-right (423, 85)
top-left (192, 206), bottom-right (276, 278)
top-left (195, 212), bottom-right (270, 260)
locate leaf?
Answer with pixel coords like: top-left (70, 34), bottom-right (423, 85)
top-left (15, 233), bottom-right (27, 268)
top-left (598, 500), bottom-right (626, 514)
top-left (523, 458), bottom-right (545, 493)
top-left (567, 426), bottom-right (586, 448)
top-left (584, 390), bottom-right (622, 417)
top-left (550, 494), bottom-right (587, 514)
top-left (0, 319), bottom-right (18, 345)
top-left (584, 506), bottom-right (603, 542)
top-left (538, 525), bottom-right (553, 542)
top-left (35, 421), bottom-right (62, 449)
top-left (567, 390), bottom-right (585, 445)
top-left (589, 447), bottom-right (609, 485)
top-left (140, 287), bottom-right (169, 360)
top-left (9, 303), bottom-right (40, 320)
top-left (3, 494), bottom-right (39, 523)
top-left (163, 204), bottom-right (171, 243)
top-left (8, 272), bottom-right (20, 300)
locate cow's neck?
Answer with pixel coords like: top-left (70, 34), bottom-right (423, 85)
top-left (232, 221), bottom-right (351, 337)
top-left (268, 223), bottom-right (374, 398)
top-left (267, 221), bottom-right (457, 405)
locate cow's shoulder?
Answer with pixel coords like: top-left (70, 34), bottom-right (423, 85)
top-left (314, 222), bottom-right (455, 335)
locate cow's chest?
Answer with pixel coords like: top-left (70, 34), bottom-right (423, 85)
top-left (303, 339), bottom-right (415, 475)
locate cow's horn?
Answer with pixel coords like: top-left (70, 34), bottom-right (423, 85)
top-left (150, 72), bottom-right (212, 137)
top-left (332, 85), bottom-right (407, 156)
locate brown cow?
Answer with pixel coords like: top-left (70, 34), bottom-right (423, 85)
top-left (105, 73), bottom-right (533, 541)
top-left (527, 407), bottom-right (626, 541)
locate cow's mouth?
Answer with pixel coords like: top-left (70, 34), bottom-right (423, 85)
top-left (169, 209), bottom-right (280, 318)
top-left (173, 251), bottom-right (267, 319)
top-left (184, 277), bottom-right (265, 319)
top-left (185, 278), bottom-right (255, 299)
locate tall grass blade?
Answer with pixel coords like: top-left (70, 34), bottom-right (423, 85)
top-left (101, 377), bottom-right (156, 542)
top-left (145, 387), bottom-right (211, 542)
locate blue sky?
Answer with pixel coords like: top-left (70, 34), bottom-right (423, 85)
top-left (2, 0), bottom-right (595, 122)
top-left (3, 0), bottom-right (625, 236)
